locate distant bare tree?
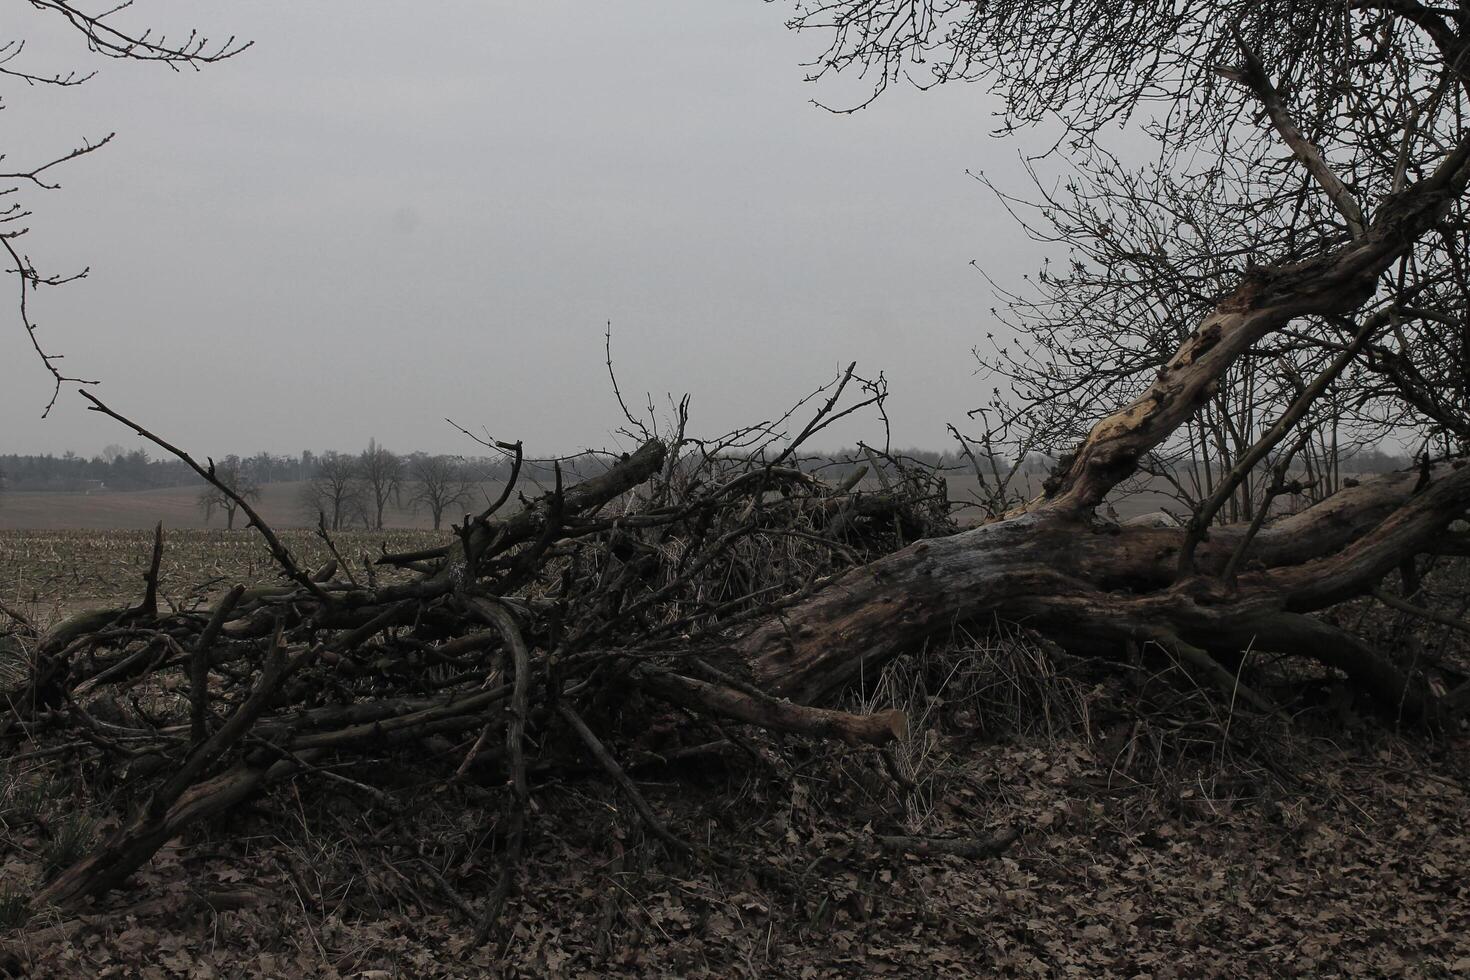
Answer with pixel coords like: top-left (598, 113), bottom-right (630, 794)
top-left (357, 439), bottom-right (402, 531)
top-left (197, 456), bottom-right (260, 530)
top-left (301, 451), bottom-right (361, 531)
top-left (407, 453), bottom-right (473, 531)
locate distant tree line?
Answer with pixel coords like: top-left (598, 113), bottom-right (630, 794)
top-left (0, 447), bottom-right (195, 492)
top-left (805, 445), bottom-right (1411, 482)
top-left (0, 446), bottom-right (520, 495)
top-left (2, 441), bottom-right (1415, 532)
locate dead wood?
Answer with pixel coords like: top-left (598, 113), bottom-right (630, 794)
top-left (11, 74), bottom-right (1470, 916)
top-left (639, 669), bottom-right (907, 746)
top-left (9, 365), bottom-right (1467, 915)
top-left (8, 5), bottom-right (1470, 957)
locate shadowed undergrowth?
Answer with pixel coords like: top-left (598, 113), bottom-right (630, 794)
top-left (2, 618), bottom-right (1465, 977)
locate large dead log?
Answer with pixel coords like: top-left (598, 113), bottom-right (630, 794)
top-left (729, 459), bottom-right (1470, 714)
top-left (721, 140), bottom-right (1470, 719)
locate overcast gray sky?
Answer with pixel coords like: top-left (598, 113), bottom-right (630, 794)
top-left (1, 1), bottom-right (1049, 458)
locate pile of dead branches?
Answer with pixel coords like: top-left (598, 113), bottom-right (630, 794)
top-left (4, 351), bottom-right (1470, 943)
top-left (0, 369), bottom-right (951, 930)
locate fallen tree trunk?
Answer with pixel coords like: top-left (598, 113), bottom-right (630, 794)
top-left (730, 462), bottom-right (1467, 719)
top-left (719, 131), bottom-right (1470, 721)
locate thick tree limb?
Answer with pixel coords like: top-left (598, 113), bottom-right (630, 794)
top-left (81, 391), bottom-right (327, 602)
top-left (1218, 38), bottom-right (1367, 237)
top-left (639, 669), bottom-right (907, 746)
top-left (465, 597), bottom-right (533, 944)
top-left (36, 630), bottom-right (316, 909)
top-left (433, 439), bottom-right (667, 583)
top-left (733, 459), bottom-right (1470, 717)
top-left (1042, 132), bottom-right (1470, 515)
top-left (558, 703), bottom-right (692, 852)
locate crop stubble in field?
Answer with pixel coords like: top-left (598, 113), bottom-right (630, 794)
top-left (0, 529), bottom-right (450, 626)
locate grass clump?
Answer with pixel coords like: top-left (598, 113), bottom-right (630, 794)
top-left (0, 885), bottom-right (30, 932)
top-left (41, 812), bottom-right (98, 877)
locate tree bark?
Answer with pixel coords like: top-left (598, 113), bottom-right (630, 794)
top-left (723, 461), bottom-right (1469, 720)
top-left (719, 141), bottom-right (1470, 720)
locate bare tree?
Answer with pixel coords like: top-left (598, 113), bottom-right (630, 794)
top-left (197, 456), bottom-right (260, 531)
top-left (967, 155), bottom-right (1394, 523)
top-left (3, 4), bottom-right (247, 415)
top-left (725, 0), bottom-right (1470, 715)
top-left (301, 451), bottom-right (361, 531)
top-left (357, 439), bottom-right (402, 531)
top-left (407, 453), bottom-right (473, 531)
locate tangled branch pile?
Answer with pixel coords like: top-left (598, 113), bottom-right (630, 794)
top-left (1, 372), bottom-right (952, 927)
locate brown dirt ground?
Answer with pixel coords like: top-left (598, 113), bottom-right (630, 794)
top-left (2, 637), bottom-right (1467, 978)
